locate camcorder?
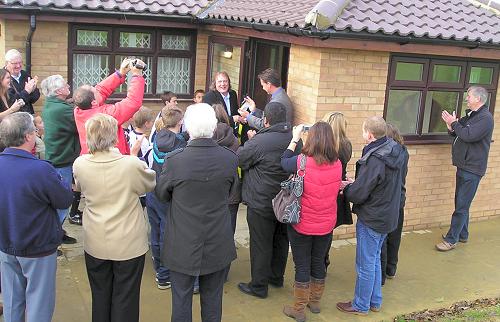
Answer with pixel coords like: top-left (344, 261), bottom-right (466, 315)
top-left (131, 59), bottom-right (146, 70)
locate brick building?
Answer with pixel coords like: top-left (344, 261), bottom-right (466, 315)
top-left (1, 0), bottom-right (499, 239)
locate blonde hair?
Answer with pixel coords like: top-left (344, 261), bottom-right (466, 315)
top-left (85, 114), bottom-right (118, 153)
top-left (161, 106), bottom-right (184, 128)
top-left (133, 106), bottom-right (155, 128)
top-left (322, 112), bottom-right (347, 153)
top-left (154, 118), bottom-right (165, 132)
top-left (363, 116), bottom-right (387, 139)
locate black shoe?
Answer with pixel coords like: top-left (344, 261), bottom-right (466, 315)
top-left (69, 214), bottom-right (82, 226)
top-left (62, 234), bottom-right (77, 244)
top-left (268, 280), bottom-right (284, 288)
top-left (237, 282), bottom-right (267, 299)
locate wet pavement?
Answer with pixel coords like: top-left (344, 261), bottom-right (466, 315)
top-left (2, 208), bottom-right (500, 322)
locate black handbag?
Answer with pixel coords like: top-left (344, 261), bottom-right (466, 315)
top-left (272, 154), bottom-right (306, 224)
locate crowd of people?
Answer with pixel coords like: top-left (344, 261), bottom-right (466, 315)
top-left (0, 47), bottom-right (494, 322)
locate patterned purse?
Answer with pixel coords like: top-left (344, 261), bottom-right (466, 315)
top-left (272, 154), bottom-right (306, 224)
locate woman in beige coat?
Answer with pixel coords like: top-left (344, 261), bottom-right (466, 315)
top-left (73, 113), bottom-right (155, 322)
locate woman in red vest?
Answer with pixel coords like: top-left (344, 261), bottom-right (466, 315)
top-left (280, 121), bottom-right (342, 322)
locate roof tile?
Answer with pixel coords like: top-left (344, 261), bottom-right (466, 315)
top-left (201, 0), bottom-right (500, 44)
top-left (2, 0), bottom-right (209, 15)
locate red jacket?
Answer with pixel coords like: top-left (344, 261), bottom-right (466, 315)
top-left (293, 157), bottom-right (342, 235)
top-left (74, 73), bottom-right (145, 155)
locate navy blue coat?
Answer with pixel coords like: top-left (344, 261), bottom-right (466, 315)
top-left (0, 148), bottom-right (73, 256)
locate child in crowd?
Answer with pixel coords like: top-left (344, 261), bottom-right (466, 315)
top-left (193, 89), bottom-right (205, 104)
top-left (146, 106), bottom-right (188, 290)
top-left (33, 115), bottom-right (45, 159)
top-left (128, 106), bottom-right (155, 159)
top-left (160, 91), bottom-right (178, 108)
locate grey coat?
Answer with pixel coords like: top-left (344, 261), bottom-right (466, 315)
top-left (247, 88), bottom-right (293, 130)
top-left (155, 138), bottom-right (238, 276)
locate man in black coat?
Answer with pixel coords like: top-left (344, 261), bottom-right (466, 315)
top-left (4, 49), bottom-right (40, 114)
top-left (155, 103), bottom-right (238, 322)
top-left (437, 86), bottom-right (494, 251)
top-left (203, 71), bottom-right (249, 143)
top-left (337, 116), bottom-right (406, 316)
top-left (237, 102), bottom-right (294, 299)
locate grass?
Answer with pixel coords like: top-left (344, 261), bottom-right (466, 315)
top-left (394, 299), bottom-right (500, 322)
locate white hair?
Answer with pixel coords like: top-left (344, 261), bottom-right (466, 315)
top-left (5, 49), bottom-right (22, 62)
top-left (184, 103), bottom-right (217, 139)
top-left (41, 75), bottom-right (66, 97)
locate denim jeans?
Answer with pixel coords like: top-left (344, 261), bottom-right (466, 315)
top-left (0, 250), bottom-right (57, 322)
top-left (145, 192), bottom-right (170, 282)
top-left (352, 220), bottom-right (386, 313)
top-left (287, 225), bottom-right (332, 283)
top-left (444, 168), bottom-right (482, 244)
top-left (55, 166), bottom-right (73, 224)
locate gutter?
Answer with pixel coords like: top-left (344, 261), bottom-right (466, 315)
top-left (25, 14), bottom-right (36, 76)
top-left (200, 18), bottom-right (499, 50)
top-left (0, 5), bottom-right (198, 24)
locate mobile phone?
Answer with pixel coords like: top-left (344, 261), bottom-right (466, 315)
top-left (240, 97), bottom-right (250, 111)
top-left (303, 125), bottom-right (311, 132)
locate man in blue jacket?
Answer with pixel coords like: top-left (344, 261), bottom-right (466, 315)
top-left (337, 116), bottom-right (406, 316)
top-left (0, 112), bottom-right (73, 322)
top-left (437, 86), bottom-right (494, 251)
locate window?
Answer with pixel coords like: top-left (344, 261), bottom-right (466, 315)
top-left (70, 25), bottom-right (196, 99)
top-left (384, 56), bottom-right (499, 143)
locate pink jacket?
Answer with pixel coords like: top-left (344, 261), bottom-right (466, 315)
top-left (293, 157), bottom-right (342, 235)
top-left (74, 73), bottom-right (145, 155)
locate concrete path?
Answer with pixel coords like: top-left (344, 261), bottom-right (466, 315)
top-left (2, 210), bottom-right (500, 322)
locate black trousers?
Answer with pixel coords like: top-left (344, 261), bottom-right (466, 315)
top-left (84, 252), bottom-right (145, 322)
top-left (170, 269), bottom-right (226, 322)
top-left (246, 207), bottom-right (289, 297)
top-left (381, 207), bottom-right (405, 284)
top-left (224, 203), bottom-right (239, 281)
top-left (287, 226), bottom-right (332, 282)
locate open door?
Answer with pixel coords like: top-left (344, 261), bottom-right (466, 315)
top-left (246, 39), bottom-right (290, 110)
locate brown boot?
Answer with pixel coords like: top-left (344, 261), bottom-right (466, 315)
top-left (283, 281), bottom-right (310, 322)
top-left (307, 277), bottom-right (325, 313)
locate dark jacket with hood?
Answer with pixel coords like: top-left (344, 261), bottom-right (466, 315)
top-left (344, 137), bottom-right (406, 234)
top-left (450, 105), bottom-right (494, 177)
top-left (237, 122), bottom-right (293, 214)
top-left (151, 129), bottom-right (188, 177)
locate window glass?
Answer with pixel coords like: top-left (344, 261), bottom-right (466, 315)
top-left (422, 91), bottom-right (458, 133)
top-left (157, 57), bottom-right (191, 94)
top-left (76, 30), bottom-right (108, 47)
top-left (395, 62), bottom-right (423, 81)
top-left (432, 65), bottom-right (461, 83)
top-left (469, 67), bottom-right (493, 85)
top-left (119, 32), bottom-right (151, 49)
top-left (162, 35), bottom-right (191, 50)
top-left (386, 90), bottom-right (421, 134)
top-left (72, 54), bottom-right (109, 90)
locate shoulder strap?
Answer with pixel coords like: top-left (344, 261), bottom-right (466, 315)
top-left (299, 154), bottom-right (306, 171)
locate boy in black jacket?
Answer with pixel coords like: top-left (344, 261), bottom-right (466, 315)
top-left (337, 116), bottom-right (406, 316)
top-left (146, 106), bottom-right (187, 290)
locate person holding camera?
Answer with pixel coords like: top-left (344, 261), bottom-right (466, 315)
top-left (280, 122), bottom-right (342, 322)
top-left (4, 49), bottom-right (40, 115)
top-left (74, 58), bottom-right (146, 155)
top-left (237, 102), bottom-right (294, 299)
top-left (0, 68), bottom-right (24, 122)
